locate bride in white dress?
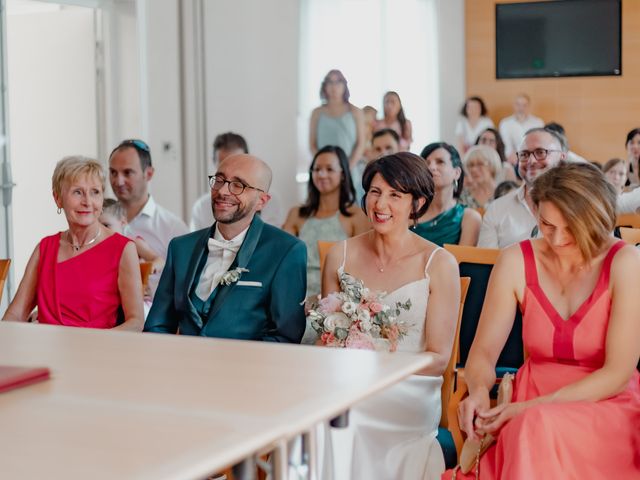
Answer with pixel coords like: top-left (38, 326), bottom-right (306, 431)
top-left (322, 152), bottom-right (460, 480)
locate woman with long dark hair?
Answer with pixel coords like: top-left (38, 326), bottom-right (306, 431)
top-left (283, 145), bottom-right (369, 297)
top-left (374, 91), bottom-right (413, 150)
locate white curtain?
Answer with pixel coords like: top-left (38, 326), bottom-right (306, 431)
top-left (298, 0), bottom-right (439, 174)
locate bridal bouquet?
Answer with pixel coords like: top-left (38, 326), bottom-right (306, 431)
top-left (306, 274), bottom-right (411, 352)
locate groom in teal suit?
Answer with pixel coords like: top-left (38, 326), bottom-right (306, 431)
top-left (144, 154), bottom-right (307, 342)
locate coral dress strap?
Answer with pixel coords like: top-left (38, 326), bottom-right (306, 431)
top-left (519, 240), bottom-right (538, 286)
top-left (595, 240), bottom-right (626, 293)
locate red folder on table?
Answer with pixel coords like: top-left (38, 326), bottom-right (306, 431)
top-left (0, 366), bottom-right (50, 394)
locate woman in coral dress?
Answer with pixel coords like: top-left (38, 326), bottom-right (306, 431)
top-left (445, 163), bottom-right (640, 479)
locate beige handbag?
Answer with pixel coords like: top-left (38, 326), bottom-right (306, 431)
top-left (452, 372), bottom-right (515, 479)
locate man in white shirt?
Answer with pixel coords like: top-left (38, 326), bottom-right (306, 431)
top-left (109, 139), bottom-right (189, 260)
top-left (190, 132), bottom-right (284, 230)
top-left (478, 128), bottom-right (567, 248)
top-left (618, 187), bottom-right (640, 214)
top-left (499, 93), bottom-right (544, 163)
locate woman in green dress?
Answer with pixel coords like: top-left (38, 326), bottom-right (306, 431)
top-left (412, 142), bottom-right (481, 246)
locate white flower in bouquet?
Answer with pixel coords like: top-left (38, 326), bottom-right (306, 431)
top-left (356, 308), bottom-right (372, 331)
top-left (341, 301), bottom-right (358, 316)
top-left (330, 312), bottom-right (351, 329)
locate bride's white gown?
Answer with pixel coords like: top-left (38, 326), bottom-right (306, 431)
top-left (329, 244), bottom-right (445, 480)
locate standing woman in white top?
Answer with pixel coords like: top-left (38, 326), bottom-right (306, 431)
top-left (455, 96), bottom-right (494, 155)
top-left (309, 70), bottom-right (366, 169)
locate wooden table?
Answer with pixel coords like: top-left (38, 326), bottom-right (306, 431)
top-left (0, 322), bottom-right (434, 480)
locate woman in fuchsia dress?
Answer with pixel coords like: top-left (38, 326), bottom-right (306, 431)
top-left (445, 163), bottom-right (640, 479)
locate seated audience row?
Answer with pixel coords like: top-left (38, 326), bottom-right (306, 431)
top-left (2, 134), bottom-right (639, 479)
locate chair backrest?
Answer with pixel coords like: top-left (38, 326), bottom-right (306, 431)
top-left (443, 244), bottom-right (524, 369)
top-left (616, 213), bottom-right (640, 229)
top-left (440, 276), bottom-right (470, 429)
top-left (317, 240), bottom-right (337, 281)
top-left (139, 262), bottom-right (153, 290)
top-left (619, 227), bottom-right (640, 245)
top-left (0, 259), bottom-right (11, 303)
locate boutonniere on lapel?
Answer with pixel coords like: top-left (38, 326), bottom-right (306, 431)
top-left (220, 267), bottom-right (249, 286)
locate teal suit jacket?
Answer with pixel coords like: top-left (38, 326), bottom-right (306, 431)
top-left (144, 215), bottom-right (307, 342)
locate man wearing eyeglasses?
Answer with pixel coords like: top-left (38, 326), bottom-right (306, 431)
top-left (478, 128), bottom-right (567, 248)
top-left (109, 139), bottom-right (189, 261)
top-left (144, 154), bottom-right (307, 343)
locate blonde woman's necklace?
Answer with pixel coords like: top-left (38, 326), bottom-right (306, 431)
top-left (67, 227), bottom-right (101, 252)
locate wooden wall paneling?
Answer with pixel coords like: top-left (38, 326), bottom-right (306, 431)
top-left (465, 0), bottom-right (640, 163)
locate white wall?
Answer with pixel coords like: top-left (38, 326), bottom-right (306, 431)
top-left (202, 0), bottom-right (300, 213)
top-left (106, 0), bottom-right (465, 219)
top-left (7, 6), bottom-right (98, 278)
top-left (138, 0), bottom-right (184, 217)
top-left (436, 0), bottom-right (466, 145)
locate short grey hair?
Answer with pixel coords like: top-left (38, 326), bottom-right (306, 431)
top-left (463, 145), bottom-right (502, 179)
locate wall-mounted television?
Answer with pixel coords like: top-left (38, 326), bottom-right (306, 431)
top-left (495, 0), bottom-right (621, 79)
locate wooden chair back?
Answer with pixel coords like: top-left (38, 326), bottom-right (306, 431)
top-left (443, 244), bottom-right (500, 265)
top-left (139, 262), bottom-right (153, 291)
top-left (616, 213), bottom-right (640, 229)
top-left (619, 227), bottom-right (640, 245)
top-left (440, 276), bottom-right (470, 429)
top-left (0, 259), bottom-right (11, 303)
top-left (317, 240), bottom-right (337, 281)
top-left (443, 244), bottom-right (524, 369)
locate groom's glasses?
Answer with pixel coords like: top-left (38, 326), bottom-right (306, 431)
top-left (209, 174), bottom-right (265, 195)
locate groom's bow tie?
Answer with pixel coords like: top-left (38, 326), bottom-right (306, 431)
top-left (208, 237), bottom-right (241, 254)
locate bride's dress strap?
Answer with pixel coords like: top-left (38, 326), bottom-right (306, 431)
top-left (424, 246), bottom-right (443, 277)
top-left (338, 239), bottom-right (348, 272)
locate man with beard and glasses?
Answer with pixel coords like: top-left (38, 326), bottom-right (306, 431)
top-left (144, 154), bottom-right (307, 342)
top-left (478, 128), bottom-right (567, 248)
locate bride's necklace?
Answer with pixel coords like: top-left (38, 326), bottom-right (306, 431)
top-left (66, 227), bottom-right (101, 252)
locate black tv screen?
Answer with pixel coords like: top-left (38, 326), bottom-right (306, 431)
top-left (496, 0), bottom-right (621, 79)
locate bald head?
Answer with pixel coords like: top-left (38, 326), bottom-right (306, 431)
top-left (217, 153), bottom-right (272, 192)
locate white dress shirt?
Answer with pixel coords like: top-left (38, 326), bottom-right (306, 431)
top-left (190, 191), bottom-right (285, 231)
top-left (499, 114), bottom-right (544, 158)
top-left (455, 116), bottom-right (495, 150)
top-left (124, 195), bottom-right (189, 260)
top-left (618, 187), bottom-right (640, 214)
top-left (478, 185), bottom-right (537, 249)
top-left (195, 224), bottom-right (249, 300)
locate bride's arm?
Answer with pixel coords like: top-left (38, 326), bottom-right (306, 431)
top-left (416, 249), bottom-right (460, 376)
